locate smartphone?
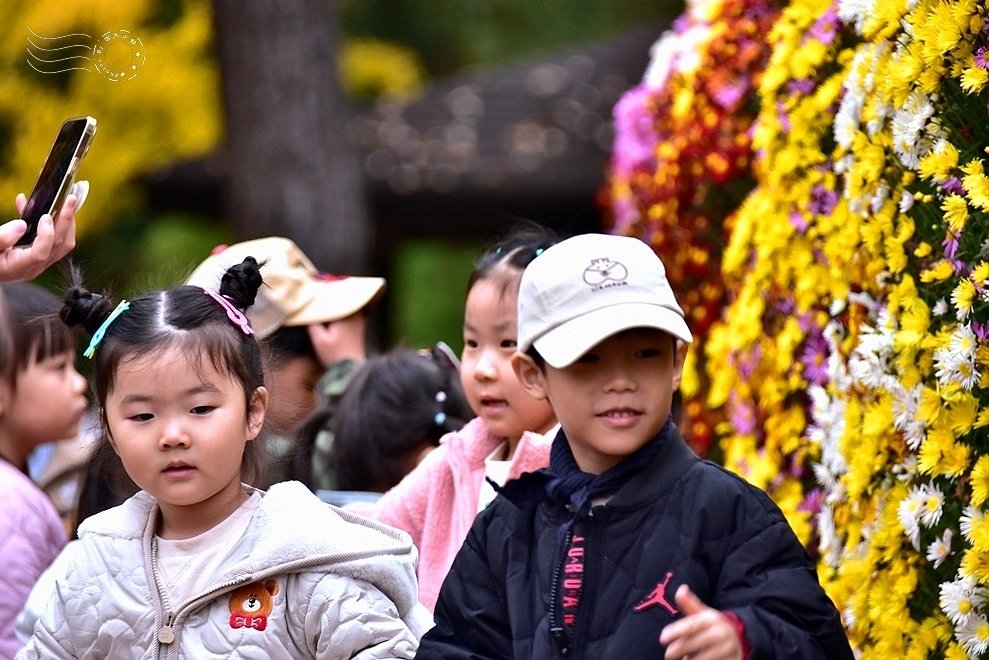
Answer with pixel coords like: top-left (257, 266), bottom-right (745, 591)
top-left (15, 116), bottom-right (97, 246)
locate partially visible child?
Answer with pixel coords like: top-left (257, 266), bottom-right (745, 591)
top-left (418, 234), bottom-right (853, 658)
top-left (297, 345), bottom-right (474, 496)
top-left (364, 223), bottom-right (560, 611)
top-left (186, 236), bottom-right (386, 486)
top-left (17, 259), bottom-right (427, 658)
top-left (0, 281), bottom-right (88, 657)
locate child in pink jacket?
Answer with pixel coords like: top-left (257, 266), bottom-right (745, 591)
top-left (0, 282), bottom-right (88, 656)
top-left (366, 224), bottom-right (560, 611)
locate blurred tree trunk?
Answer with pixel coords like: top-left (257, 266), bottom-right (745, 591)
top-left (210, 0), bottom-right (369, 273)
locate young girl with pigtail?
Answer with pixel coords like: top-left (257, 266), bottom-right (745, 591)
top-left (361, 222), bottom-right (561, 612)
top-left (17, 258), bottom-right (429, 659)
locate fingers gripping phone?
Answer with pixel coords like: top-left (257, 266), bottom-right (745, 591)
top-left (16, 116), bottom-right (97, 246)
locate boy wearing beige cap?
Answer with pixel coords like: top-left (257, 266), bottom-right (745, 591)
top-left (187, 237), bottom-right (385, 486)
top-left (416, 234), bottom-right (852, 659)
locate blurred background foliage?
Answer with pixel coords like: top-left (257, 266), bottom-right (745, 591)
top-left (3, 0), bottom-right (678, 350)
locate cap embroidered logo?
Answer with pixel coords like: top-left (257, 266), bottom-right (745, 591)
top-left (582, 258), bottom-right (629, 288)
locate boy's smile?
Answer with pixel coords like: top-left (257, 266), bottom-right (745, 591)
top-left (515, 327), bottom-right (684, 474)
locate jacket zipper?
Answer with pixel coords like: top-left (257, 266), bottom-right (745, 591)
top-left (152, 550), bottom-right (390, 656)
top-left (549, 526), bottom-right (574, 655)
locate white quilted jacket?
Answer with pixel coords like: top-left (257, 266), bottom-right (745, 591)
top-left (17, 481), bottom-right (432, 659)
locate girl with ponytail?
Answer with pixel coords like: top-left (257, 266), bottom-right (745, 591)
top-left (18, 258), bottom-right (428, 659)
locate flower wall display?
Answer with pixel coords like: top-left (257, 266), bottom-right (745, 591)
top-left (604, 0), bottom-right (779, 457)
top-left (704, 0), bottom-right (989, 655)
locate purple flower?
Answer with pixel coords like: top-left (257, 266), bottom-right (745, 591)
top-left (787, 78), bottom-right (817, 96)
top-left (611, 85), bottom-right (658, 178)
top-left (713, 81), bottom-right (746, 111)
top-left (800, 334), bottom-right (830, 385)
top-left (976, 46), bottom-right (988, 70)
top-left (776, 101), bottom-right (792, 132)
top-left (730, 395), bottom-right (757, 435)
top-left (972, 322), bottom-right (989, 341)
top-left (809, 184), bottom-right (839, 215)
top-left (798, 489), bottom-right (823, 515)
top-left (806, 6), bottom-right (839, 45)
top-left (943, 233), bottom-right (959, 259)
top-left (941, 177), bottom-right (965, 195)
top-left (790, 210), bottom-right (809, 233)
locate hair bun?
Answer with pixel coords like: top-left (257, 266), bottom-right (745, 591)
top-left (219, 256), bottom-right (263, 310)
top-left (61, 285), bottom-right (114, 334)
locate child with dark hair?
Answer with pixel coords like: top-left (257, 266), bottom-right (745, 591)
top-left (17, 259), bottom-right (427, 659)
top-left (299, 345), bottom-right (473, 497)
top-left (186, 236), bottom-right (386, 486)
top-left (418, 234), bottom-right (853, 658)
top-left (364, 222), bottom-right (561, 611)
top-left (0, 281), bottom-right (87, 658)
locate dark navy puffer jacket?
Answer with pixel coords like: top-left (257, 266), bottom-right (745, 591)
top-left (416, 427), bottom-right (854, 659)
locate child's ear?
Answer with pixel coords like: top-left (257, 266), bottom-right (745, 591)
top-left (671, 340), bottom-right (688, 390)
top-left (511, 352), bottom-right (548, 400)
top-left (0, 380), bottom-right (9, 418)
top-left (100, 410), bottom-right (120, 454)
top-left (247, 387), bottom-right (269, 439)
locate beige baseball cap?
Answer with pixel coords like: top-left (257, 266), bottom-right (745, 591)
top-left (186, 237), bottom-right (385, 339)
top-left (517, 233), bottom-right (692, 368)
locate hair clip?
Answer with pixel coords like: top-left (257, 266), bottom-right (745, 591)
top-left (84, 300), bottom-right (130, 359)
top-left (534, 247), bottom-right (544, 257)
top-left (434, 411), bottom-right (447, 427)
top-left (435, 391), bottom-right (447, 403)
top-left (203, 290), bottom-right (254, 336)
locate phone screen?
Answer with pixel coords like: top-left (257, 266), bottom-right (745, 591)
top-left (16, 116), bottom-right (96, 246)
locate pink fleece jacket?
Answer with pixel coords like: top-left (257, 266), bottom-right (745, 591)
top-left (0, 459), bottom-right (66, 657)
top-left (366, 417), bottom-right (552, 611)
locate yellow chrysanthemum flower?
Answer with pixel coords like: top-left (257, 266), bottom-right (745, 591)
top-left (920, 260), bottom-right (955, 283)
top-left (971, 456), bottom-right (989, 508)
top-left (961, 159), bottom-right (989, 211)
top-left (942, 195), bottom-right (970, 232)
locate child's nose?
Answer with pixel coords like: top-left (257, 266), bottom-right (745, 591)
top-left (70, 366), bottom-right (87, 394)
top-left (160, 419), bottom-right (191, 449)
top-left (602, 364), bottom-right (637, 392)
top-left (473, 351), bottom-right (499, 380)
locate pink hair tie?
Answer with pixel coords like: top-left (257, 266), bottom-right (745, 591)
top-left (203, 289), bottom-right (254, 335)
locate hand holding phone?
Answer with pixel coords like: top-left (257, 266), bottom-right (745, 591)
top-left (16, 116), bottom-right (97, 246)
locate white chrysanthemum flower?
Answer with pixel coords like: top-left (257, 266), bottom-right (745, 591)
top-left (818, 505), bottom-right (841, 568)
top-left (870, 181), bottom-right (890, 214)
top-left (927, 529), bottom-right (954, 569)
top-left (939, 576), bottom-right (982, 625)
top-left (932, 298), bottom-right (948, 316)
top-left (893, 454), bottom-right (918, 481)
top-left (961, 506), bottom-right (985, 543)
top-left (892, 90), bottom-right (936, 169)
top-left (934, 347), bottom-right (979, 390)
top-left (919, 484), bottom-right (945, 528)
top-left (956, 612), bottom-right (989, 656)
top-left (898, 487), bottom-right (926, 550)
top-left (837, 0), bottom-right (876, 36)
top-left (891, 383), bottom-right (920, 431)
top-left (899, 189), bottom-right (915, 213)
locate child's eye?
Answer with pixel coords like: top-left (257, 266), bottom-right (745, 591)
top-left (500, 339), bottom-right (517, 349)
top-left (463, 339), bottom-right (478, 349)
top-left (191, 406), bottom-right (214, 415)
top-left (636, 348), bottom-right (661, 358)
top-left (130, 413), bottom-right (154, 422)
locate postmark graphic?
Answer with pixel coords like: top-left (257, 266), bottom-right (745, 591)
top-left (26, 27), bottom-right (146, 82)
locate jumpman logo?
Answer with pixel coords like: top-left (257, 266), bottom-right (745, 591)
top-left (633, 571), bottom-right (679, 616)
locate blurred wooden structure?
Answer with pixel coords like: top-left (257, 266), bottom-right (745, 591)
top-left (145, 25), bottom-right (662, 260)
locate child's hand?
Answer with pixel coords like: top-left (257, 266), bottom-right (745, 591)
top-left (659, 584), bottom-right (743, 660)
